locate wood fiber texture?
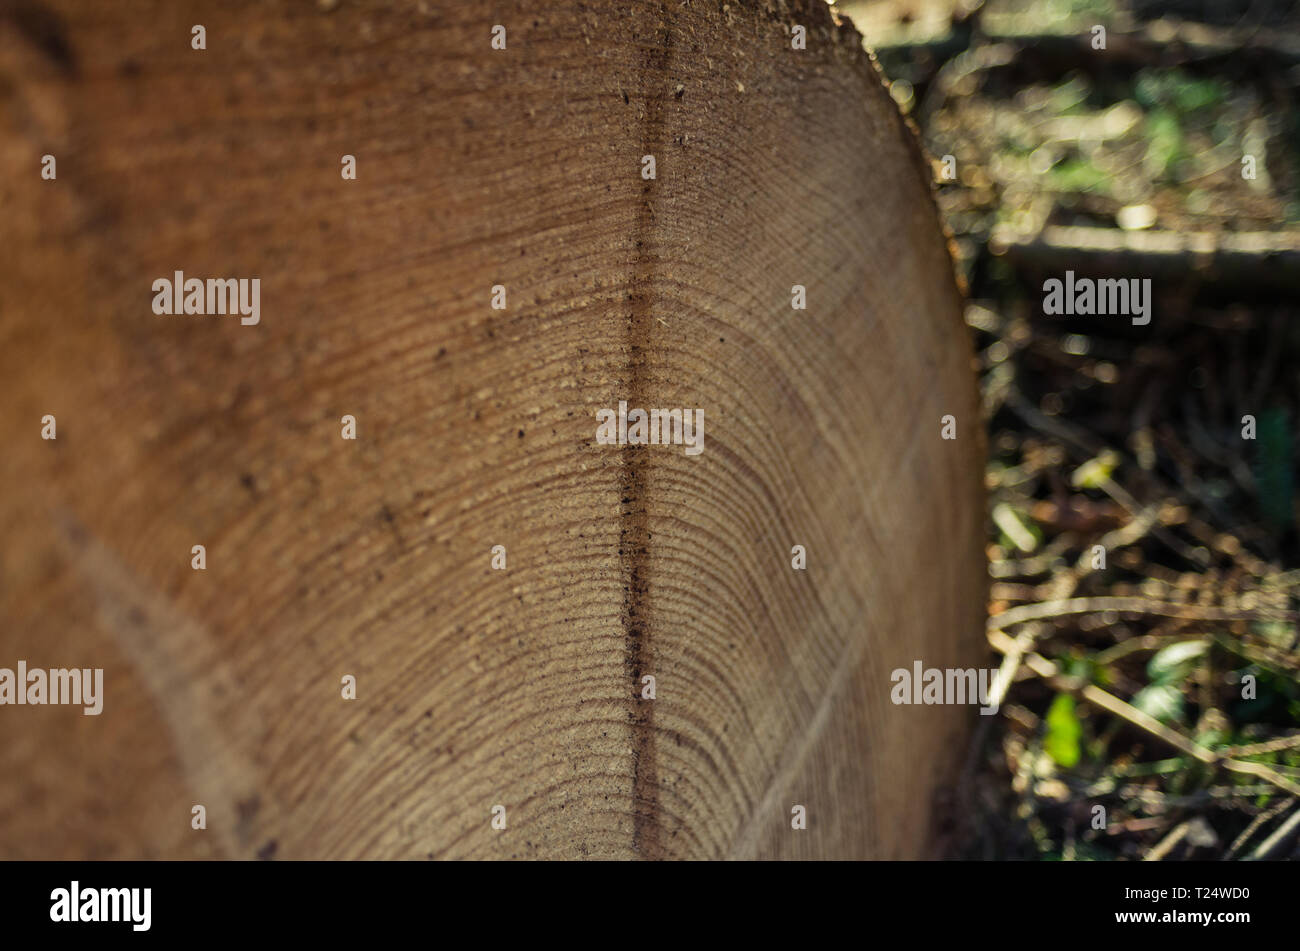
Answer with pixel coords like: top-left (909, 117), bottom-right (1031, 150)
top-left (0, 0), bottom-right (985, 859)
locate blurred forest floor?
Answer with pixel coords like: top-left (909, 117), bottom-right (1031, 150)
top-left (843, 0), bottom-right (1300, 859)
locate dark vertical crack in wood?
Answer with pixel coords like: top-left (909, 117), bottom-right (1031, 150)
top-left (622, 5), bottom-right (673, 860)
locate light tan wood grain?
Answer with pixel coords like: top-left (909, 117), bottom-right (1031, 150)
top-left (0, 0), bottom-right (984, 859)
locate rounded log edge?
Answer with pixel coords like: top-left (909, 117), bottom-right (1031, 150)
top-left (0, 0), bottom-right (986, 859)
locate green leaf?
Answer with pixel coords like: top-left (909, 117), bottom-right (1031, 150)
top-left (1132, 684), bottom-right (1186, 725)
top-left (1250, 621), bottom-right (1295, 647)
top-left (992, 502), bottom-right (1040, 554)
top-left (1171, 77), bottom-right (1225, 112)
top-left (1071, 454), bottom-right (1116, 489)
top-left (1047, 158), bottom-right (1111, 195)
top-left (1143, 107), bottom-right (1185, 181)
top-left (1146, 639), bottom-right (1208, 685)
top-left (1045, 693), bottom-right (1083, 768)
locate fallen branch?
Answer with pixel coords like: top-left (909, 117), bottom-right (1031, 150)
top-left (991, 227), bottom-right (1300, 296)
top-left (1247, 803), bottom-right (1300, 860)
top-left (988, 595), bottom-right (1293, 632)
top-left (1225, 796), bottom-right (1294, 861)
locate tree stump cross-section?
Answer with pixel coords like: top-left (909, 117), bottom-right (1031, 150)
top-left (0, 0), bottom-right (985, 860)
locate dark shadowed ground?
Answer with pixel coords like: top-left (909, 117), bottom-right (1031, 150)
top-left (851, 0), bottom-right (1300, 860)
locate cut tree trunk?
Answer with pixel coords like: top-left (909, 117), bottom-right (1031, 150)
top-left (0, 0), bottom-right (985, 859)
